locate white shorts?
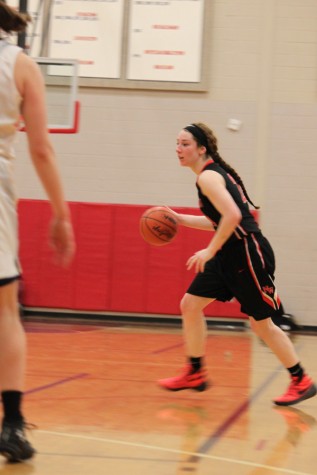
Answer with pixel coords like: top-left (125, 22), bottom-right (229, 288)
top-left (0, 156), bottom-right (20, 279)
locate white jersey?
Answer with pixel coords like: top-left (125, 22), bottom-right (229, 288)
top-left (0, 39), bottom-right (22, 279)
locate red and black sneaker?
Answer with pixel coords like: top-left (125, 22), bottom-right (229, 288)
top-left (273, 374), bottom-right (317, 406)
top-left (158, 365), bottom-right (210, 392)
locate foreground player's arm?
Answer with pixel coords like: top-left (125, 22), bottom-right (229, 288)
top-left (16, 53), bottom-right (69, 219)
top-left (187, 171), bottom-right (241, 272)
top-left (15, 53), bottom-right (75, 265)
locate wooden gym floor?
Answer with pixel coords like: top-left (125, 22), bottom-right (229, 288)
top-left (0, 317), bottom-right (316, 475)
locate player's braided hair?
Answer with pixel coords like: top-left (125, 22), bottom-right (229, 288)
top-left (193, 122), bottom-right (259, 209)
top-left (0, 1), bottom-right (31, 33)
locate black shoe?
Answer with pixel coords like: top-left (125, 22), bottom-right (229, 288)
top-left (0, 419), bottom-right (36, 463)
top-left (272, 313), bottom-right (301, 332)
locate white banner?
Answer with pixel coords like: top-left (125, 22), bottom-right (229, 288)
top-left (6, 0), bottom-right (124, 78)
top-left (127, 0), bottom-right (205, 82)
top-left (7, 0), bottom-right (206, 85)
top-left (49, 0), bottom-right (124, 78)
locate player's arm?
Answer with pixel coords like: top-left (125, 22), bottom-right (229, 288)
top-left (15, 53), bottom-right (69, 220)
top-left (187, 171), bottom-right (241, 272)
top-left (177, 214), bottom-right (214, 230)
top-left (200, 170), bottom-right (242, 253)
top-left (15, 52), bottom-right (75, 265)
top-left (164, 208), bottom-right (215, 231)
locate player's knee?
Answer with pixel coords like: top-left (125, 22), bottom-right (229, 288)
top-left (180, 293), bottom-right (203, 316)
top-left (249, 316), bottom-right (274, 337)
top-left (180, 293), bottom-right (215, 317)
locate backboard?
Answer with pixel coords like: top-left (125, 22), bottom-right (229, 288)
top-left (20, 57), bottom-right (80, 134)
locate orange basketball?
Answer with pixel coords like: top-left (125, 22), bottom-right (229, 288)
top-left (140, 206), bottom-right (179, 246)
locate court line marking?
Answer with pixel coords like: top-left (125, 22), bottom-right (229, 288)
top-left (37, 429), bottom-right (313, 475)
top-left (152, 343), bottom-right (183, 354)
top-left (25, 373), bottom-right (89, 395)
top-left (197, 365), bottom-right (282, 453)
top-left (197, 344), bottom-right (305, 453)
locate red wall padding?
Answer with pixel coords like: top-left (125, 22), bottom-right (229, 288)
top-left (18, 200), bottom-right (255, 319)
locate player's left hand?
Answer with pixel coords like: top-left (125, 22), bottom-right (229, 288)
top-left (186, 248), bottom-right (214, 273)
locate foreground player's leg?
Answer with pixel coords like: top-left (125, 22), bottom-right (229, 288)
top-left (0, 281), bottom-right (35, 462)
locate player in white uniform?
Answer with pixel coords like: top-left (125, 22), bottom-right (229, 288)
top-left (0, 1), bottom-right (75, 462)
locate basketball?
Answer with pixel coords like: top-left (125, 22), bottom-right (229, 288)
top-left (140, 206), bottom-right (179, 246)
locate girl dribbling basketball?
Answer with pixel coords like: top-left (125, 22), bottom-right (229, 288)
top-left (158, 122), bottom-right (316, 407)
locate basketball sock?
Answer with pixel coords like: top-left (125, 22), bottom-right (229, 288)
top-left (287, 363), bottom-right (304, 381)
top-left (1, 390), bottom-right (23, 423)
top-left (189, 357), bottom-right (203, 373)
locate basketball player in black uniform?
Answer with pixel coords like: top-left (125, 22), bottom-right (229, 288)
top-left (158, 122), bottom-right (316, 406)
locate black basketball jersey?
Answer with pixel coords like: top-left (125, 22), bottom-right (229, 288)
top-left (196, 160), bottom-right (260, 246)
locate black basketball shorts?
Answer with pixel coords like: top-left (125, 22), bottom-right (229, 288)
top-left (187, 233), bottom-right (281, 320)
top-left (0, 276), bottom-right (20, 287)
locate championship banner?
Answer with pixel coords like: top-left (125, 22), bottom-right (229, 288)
top-left (127, 0), bottom-right (205, 82)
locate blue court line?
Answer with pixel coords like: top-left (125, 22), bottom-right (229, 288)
top-left (197, 369), bottom-right (281, 455)
top-left (25, 373), bottom-right (89, 395)
top-left (197, 342), bottom-right (304, 456)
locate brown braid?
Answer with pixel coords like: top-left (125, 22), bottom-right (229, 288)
top-left (0, 2), bottom-right (31, 33)
top-left (193, 122), bottom-right (260, 209)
